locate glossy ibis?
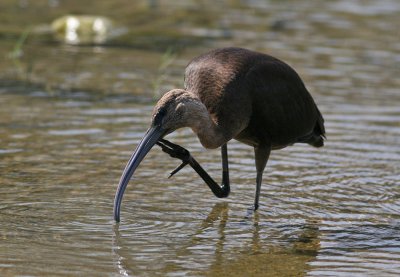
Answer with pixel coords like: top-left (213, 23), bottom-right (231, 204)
top-left (114, 47), bottom-right (325, 222)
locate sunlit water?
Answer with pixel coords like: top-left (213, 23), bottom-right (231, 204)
top-left (1, 0), bottom-right (400, 276)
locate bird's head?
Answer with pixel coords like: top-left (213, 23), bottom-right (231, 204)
top-left (151, 89), bottom-right (203, 134)
top-left (113, 89), bottom-right (202, 222)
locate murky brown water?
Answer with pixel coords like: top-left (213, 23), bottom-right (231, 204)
top-left (1, 0), bottom-right (400, 276)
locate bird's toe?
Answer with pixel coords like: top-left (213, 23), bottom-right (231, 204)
top-left (157, 139), bottom-right (191, 162)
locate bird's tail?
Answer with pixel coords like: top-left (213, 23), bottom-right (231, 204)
top-left (299, 106), bottom-right (325, 148)
top-left (309, 107), bottom-right (325, 148)
top-left (307, 133), bottom-right (324, 148)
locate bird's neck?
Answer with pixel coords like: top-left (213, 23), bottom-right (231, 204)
top-left (186, 97), bottom-right (226, 149)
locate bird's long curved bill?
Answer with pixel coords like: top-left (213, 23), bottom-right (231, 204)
top-left (113, 125), bottom-right (164, 222)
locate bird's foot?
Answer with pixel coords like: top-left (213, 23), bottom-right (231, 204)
top-left (244, 205), bottom-right (259, 219)
top-left (156, 139), bottom-right (192, 178)
top-left (253, 203), bottom-right (259, 211)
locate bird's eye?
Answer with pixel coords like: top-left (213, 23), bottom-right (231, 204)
top-left (176, 103), bottom-right (186, 115)
top-left (154, 107), bottom-right (167, 125)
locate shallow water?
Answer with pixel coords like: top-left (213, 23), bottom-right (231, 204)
top-left (1, 0), bottom-right (400, 276)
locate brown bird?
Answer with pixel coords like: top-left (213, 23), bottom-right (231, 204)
top-left (114, 47), bottom-right (325, 222)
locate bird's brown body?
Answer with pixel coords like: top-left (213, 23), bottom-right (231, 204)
top-left (184, 47), bottom-right (324, 150)
top-left (113, 47), bottom-right (325, 222)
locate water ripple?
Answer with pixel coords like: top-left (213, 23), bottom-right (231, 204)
top-left (1, 1), bottom-right (400, 275)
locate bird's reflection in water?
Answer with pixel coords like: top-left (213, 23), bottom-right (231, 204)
top-left (112, 224), bottom-right (130, 277)
top-left (112, 203), bottom-right (320, 276)
top-left (203, 206), bottom-right (321, 277)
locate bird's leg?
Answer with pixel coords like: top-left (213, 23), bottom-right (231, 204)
top-left (157, 139), bottom-right (230, 198)
top-left (221, 143), bottom-right (230, 194)
top-left (253, 144), bottom-right (271, 210)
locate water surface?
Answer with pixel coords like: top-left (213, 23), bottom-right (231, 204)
top-left (1, 0), bottom-right (400, 276)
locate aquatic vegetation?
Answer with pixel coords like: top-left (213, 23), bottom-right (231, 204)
top-left (6, 28), bottom-right (33, 82)
top-left (151, 47), bottom-right (177, 98)
top-left (7, 28), bottom-right (30, 60)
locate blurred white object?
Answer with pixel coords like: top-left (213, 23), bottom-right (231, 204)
top-left (51, 15), bottom-right (115, 44)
